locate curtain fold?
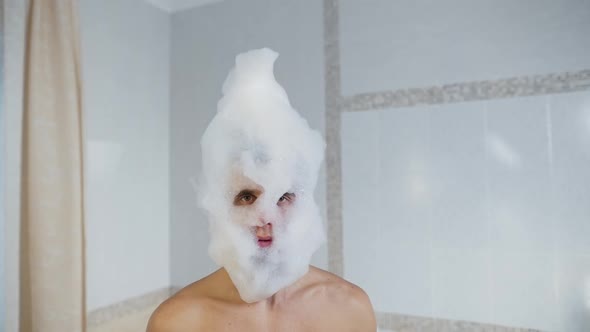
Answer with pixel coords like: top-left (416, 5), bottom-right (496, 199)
top-left (19, 0), bottom-right (86, 331)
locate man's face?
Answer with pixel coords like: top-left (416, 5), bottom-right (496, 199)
top-left (205, 164), bottom-right (325, 303)
top-left (228, 168), bottom-right (298, 250)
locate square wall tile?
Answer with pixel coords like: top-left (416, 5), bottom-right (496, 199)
top-left (557, 254), bottom-right (590, 332)
top-left (373, 243), bottom-right (433, 317)
top-left (379, 108), bottom-right (432, 247)
top-left (432, 248), bottom-right (492, 323)
top-left (491, 251), bottom-right (560, 330)
top-left (428, 102), bottom-right (488, 250)
top-left (550, 91), bottom-right (590, 255)
top-left (341, 111), bottom-right (383, 296)
top-left (485, 96), bottom-right (555, 254)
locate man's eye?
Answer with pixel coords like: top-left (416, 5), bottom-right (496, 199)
top-left (234, 192), bottom-right (257, 206)
top-left (241, 194), bottom-right (254, 202)
top-left (277, 193), bottom-right (295, 204)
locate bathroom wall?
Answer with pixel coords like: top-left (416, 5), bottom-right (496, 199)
top-left (0, 0), bottom-right (5, 326)
top-left (339, 0), bottom-right (590, 95)
top-left (80, 0), bottom-right (170, 312)
top-left (3, 1), bottom-right (27, 330)
top-left (169, 0), bottom-right (327, 288)
top-left (338, 0), bottom-right (590, 330)
top-left (3, 0), bottom-right (587, 330)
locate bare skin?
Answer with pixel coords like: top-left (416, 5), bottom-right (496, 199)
top-left (146, 266), bottom-right (376, 332)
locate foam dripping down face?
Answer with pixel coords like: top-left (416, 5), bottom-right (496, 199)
top-left (198, 48), bottom-right (326, 303)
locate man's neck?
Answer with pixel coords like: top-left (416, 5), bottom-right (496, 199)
top-left (222, 266), bottom-right (314, 309)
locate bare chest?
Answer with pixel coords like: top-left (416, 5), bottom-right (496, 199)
top-left (200, 303), bottom-right (349, 332)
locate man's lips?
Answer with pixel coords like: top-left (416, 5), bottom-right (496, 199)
top-left (257, 237), bottom-right (273, 248)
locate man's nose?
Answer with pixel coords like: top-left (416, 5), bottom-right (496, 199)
top-left (258, 212), bottom-right (273, 226)
top-left (256, 223), bottom-right (272, 237)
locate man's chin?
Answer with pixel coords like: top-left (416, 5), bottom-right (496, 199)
top-left (230, 261), bottom-right (310, 303)
top-left (208, 217), bottom-right (324, 302)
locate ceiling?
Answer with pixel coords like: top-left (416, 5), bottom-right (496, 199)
top-left (144, 0), bottom-right (224, 12)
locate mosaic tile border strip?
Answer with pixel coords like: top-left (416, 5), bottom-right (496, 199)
top-left (86, 287), bottom-right (173, 327)
top-left (341, 69), bottom-right (590, 111)
top-left (323, 0), bottom-right (344, 277)
top-left (376, 312), bottom-right (542, 332)
top-left (321, 0), bottom-right (588, 331)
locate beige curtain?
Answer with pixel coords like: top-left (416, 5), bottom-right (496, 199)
top-left (19, 0), bottom-right (86, 331)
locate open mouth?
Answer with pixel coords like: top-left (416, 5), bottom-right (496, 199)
top-left (257, 237), bottom-right (273, 248)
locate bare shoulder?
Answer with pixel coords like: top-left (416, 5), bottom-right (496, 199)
top-left (146, 270), bottom-right (225, 332)
top-left (146, 293), bottom-right (201, 332)
top-left (305, 266), bottom-right (372, 303)
top-left (303, 266), bottom-right (376, 331)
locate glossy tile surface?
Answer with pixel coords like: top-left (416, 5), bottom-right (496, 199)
top-left (341, 92), bottom-right (590, 330)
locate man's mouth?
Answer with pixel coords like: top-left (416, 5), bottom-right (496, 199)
top-left (257, 237), bottom-right (273, 248)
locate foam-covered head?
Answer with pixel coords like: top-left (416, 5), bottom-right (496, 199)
top-left (199, 48), bottom-right (326, 303)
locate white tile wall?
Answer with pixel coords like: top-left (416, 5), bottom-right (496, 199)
top-left (428, 103), bottom-right (487, 251)
top-left (376, 243), bottom-right (432, 317)
top-left (485, 96), bottom-right (555, 255)
top-left (342, 110), bottom-right (433, 317)
top-left (491, 251), bottom-right (560, 330)
top-left (557, 254), bottom-right (590, 331)
top-left (342, 111), bottom-right (383, 304)
top-left (378, 108), bottom-right (432, 249)
top-left (341, 91), bottom-right (590, 330)
top-left (432, 249), bottom-right (491, 323)
top-left (550, 91), bottom-right (590, 255)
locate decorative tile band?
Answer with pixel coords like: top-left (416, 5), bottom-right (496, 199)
top-left (323, 0), bottom-right (344, 277)
top-left (341, 69), bottom-right (590, 111)
top-left (86, 287), bottom-right (173, 327)
top-left (376, 312), bottom-right (544, 332)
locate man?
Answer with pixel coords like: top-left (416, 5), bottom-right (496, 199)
top-left (147, 48), bottom-right (376, 331)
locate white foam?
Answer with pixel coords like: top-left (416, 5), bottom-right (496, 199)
top-left (198, 48), bottom-right (326, 303)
